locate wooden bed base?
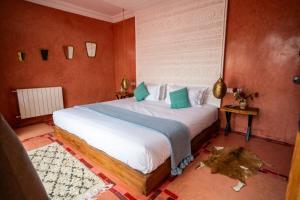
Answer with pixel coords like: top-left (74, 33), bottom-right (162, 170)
top-left (54, 120), bottom-right (219, 195)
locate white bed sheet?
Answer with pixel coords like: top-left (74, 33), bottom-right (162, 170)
top-left (53, 98), bottom-right (218, 174)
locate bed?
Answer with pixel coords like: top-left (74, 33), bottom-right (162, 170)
top-left (53, 98), bottom-right (219, 195)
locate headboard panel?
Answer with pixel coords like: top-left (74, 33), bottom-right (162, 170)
top-left (135, 0), bottom-right (228, 107)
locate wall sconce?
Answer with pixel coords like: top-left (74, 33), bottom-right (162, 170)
top-left (40, 49), bottom-right (48, 61)
top-left (17, 51), bottom-right (25, 62)
top-left (63, 45), bottom-right (74, 59)
top-left (85, 42), bottom-right (97, 58)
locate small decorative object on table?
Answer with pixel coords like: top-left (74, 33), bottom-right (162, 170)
top-left (232, 88), bottom-right (259, 110)
top-left (130, 81), bottom-right (136, 91)
top-left (115, 91), bottom-right (133, 99)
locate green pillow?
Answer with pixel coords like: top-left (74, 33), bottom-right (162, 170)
top-left (170, 87), bottom-right (191, 109)
top-left (134, 82), bottom-right (149, 101)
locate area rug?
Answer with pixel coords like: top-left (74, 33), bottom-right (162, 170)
top-left (28, 142), bottom-right (110, 200)
top-left (199, 146), bottom-right (263, 183)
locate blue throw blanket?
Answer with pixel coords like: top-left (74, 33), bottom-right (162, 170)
top-left (79, 103), bottom-right (193, 175)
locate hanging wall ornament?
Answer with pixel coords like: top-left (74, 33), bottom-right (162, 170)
top-left (40, 49), bottom-right (48, 61)
top-left (63, 45), bottom-right (74, 59)
top-left (213, 77), bottom-right (227, 99)
top-left (17, 51), bottom-right (25, 62)
top-left (85, 42), bottom-right (96, 58)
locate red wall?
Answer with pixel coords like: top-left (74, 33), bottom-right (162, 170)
top-left (221, 0), bottom-right (300, 144)
top-left (0, 0), bottom-right (116, 126)
top-left (113, 18), bottom-right (136, 93)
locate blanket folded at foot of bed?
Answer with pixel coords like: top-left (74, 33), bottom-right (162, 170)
top-left (78, 103), bottom-right (193, 176)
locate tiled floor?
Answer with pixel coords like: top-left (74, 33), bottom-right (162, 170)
top-left (16, 123), bottom-right (294, 200)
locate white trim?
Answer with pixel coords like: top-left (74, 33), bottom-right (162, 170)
top-left (25, 0), bottom-right (134, 23)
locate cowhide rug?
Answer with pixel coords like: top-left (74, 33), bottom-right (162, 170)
top-left (198, 146), bottom-right (263, 191)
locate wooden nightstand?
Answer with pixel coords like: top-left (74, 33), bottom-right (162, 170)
top-left (220, 105), bottom-right (259, 141)
top-left (115, 92), bottom-right (134, 100)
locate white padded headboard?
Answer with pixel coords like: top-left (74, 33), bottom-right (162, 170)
top-left (136, 0), bottom-right (228, 107)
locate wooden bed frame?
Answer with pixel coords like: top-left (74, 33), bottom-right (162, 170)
top-left (54, 120), bottom-right (219, 195)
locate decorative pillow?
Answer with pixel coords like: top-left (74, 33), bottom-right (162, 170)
top-left (145, 84), bottom-right (160, 101)
top-left (165, 85), bottom-right (208, 106)
top-left (165, 85), bottom-right (183, 104)
top-left (188, 87), bottom-right (208, 106)
top-left (134, 82), bottom-right (149, 101)
top-left (169, 87), bottom-right (191, 109)
top-left (159, 84), bottom-right (167, 100)
top-left (199, 87), bottom-right (208, 105)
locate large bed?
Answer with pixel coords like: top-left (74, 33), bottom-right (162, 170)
top-left (53, 97), bottom-right (219, 195)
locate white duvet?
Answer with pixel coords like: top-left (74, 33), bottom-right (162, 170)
top-left (53, 98), bottom-right (218, 174)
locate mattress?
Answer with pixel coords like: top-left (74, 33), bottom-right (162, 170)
top-left (53, 98), bottom-right (218, 174)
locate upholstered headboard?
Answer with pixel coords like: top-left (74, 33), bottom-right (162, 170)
top-left (135, 0), bottom-right (228, 107)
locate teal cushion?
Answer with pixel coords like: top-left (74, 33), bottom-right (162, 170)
top-left (170, 87), bottom-right (191, 109)
top-left (134, 82), bottom-right (149, 101)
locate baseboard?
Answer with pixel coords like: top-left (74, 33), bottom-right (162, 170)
top-left (219, 128), bottom-right (294, 147)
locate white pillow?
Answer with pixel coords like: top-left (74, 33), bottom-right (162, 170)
top-left (165, 85), bottom-right (208, 106)
top-left (188, 87), bottom-right (208, 106)
top-left (159, 84), bottom-right (167, 100)
top-left (145, 84), bottom-right (160, 101)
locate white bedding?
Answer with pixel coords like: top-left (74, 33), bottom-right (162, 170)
top-left (53, 98), bottom-right (218, 174)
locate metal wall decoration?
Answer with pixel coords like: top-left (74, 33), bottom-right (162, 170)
top-left (85, 42), bottom-right (96, 58)
top-left (120, 78), bottom-right (130, 92)
top-left (40, 49), bottom-right (48, 61)
top-left (17, 51), bottom-right (25, 62)
top-left (63, 45), bottom-right (74, 60)
top-left (213, 77), bottom-right (227, 99)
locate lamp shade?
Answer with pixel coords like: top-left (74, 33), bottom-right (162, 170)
top-left (213, 77), bottom-right (227, 99)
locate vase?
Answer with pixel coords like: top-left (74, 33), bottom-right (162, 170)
top-left (239, 101), bottom-right (247, 110)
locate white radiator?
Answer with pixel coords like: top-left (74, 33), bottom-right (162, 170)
top-left (15, 87), bottom-right (64, 119)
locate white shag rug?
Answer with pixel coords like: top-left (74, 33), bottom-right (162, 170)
top-left (28, 143), bottom-right (111, 200)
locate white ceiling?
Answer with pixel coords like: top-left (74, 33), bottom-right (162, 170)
top-left (25, 0), bottom-right (164, 23)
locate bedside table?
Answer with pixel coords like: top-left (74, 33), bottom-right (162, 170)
top-left (115, 92), bottom-right (134, 100)
top-left (220, 105), bottom-right (259, 141)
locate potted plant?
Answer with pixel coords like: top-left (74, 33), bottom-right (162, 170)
top-left (232, 88), bottom-right (259, 109)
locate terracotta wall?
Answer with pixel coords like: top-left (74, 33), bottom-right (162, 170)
top-left (0, 0), bottom-right (116, 126)
top-left (222, 0), bottom-right (300, 144)
top-left (113, 18), bottom-right (136, 93)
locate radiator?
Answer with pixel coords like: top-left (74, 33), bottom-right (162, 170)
top-left (15, 87), bottom-right (64, 119)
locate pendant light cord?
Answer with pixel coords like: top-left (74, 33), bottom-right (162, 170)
top-left (122, 9), bottom-right (125, 74)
